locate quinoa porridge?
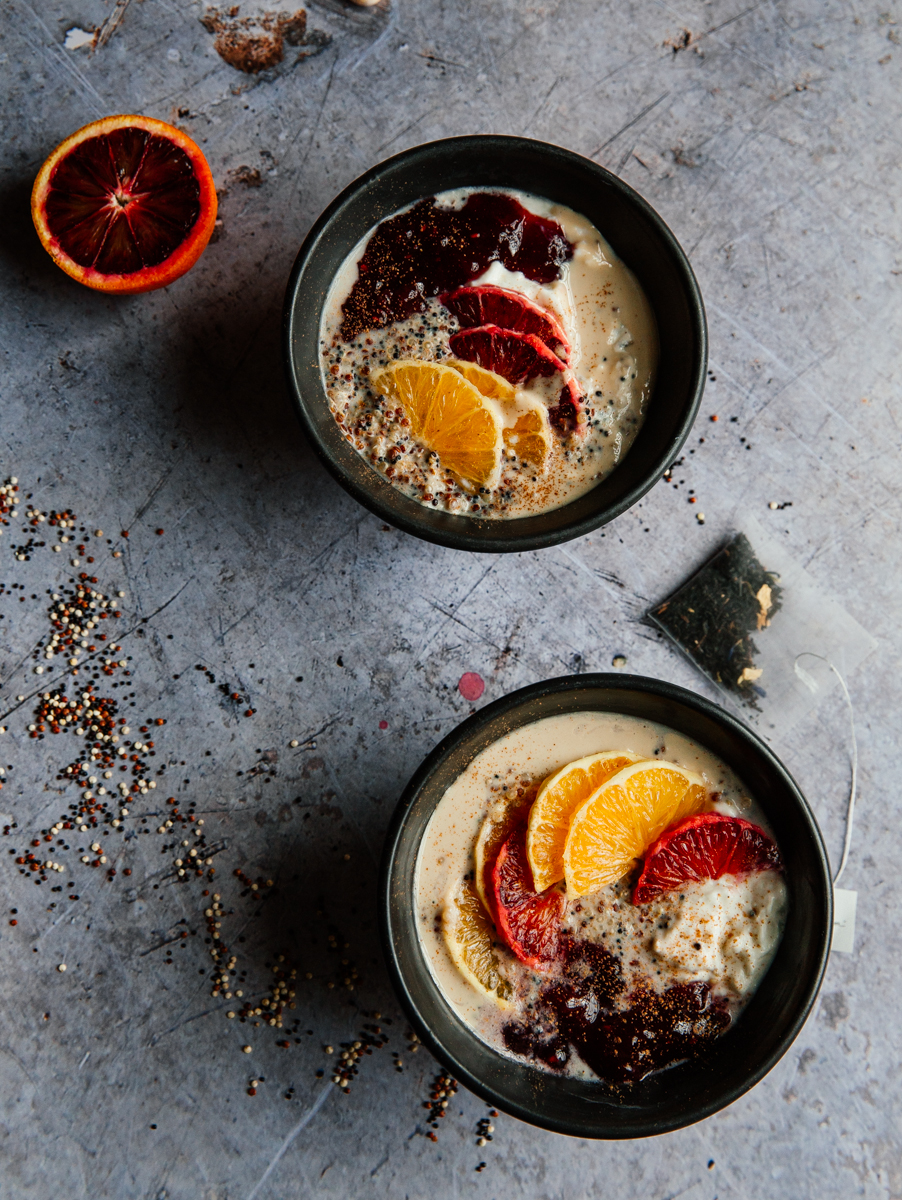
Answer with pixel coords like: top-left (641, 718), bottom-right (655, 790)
top-left (415, 711), bottom-right (788, 1086)
top-left (320, 189), bottom-right (658, 519)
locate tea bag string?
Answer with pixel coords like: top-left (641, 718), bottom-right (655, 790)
top-left (793, 653), bottom-right (857, 887)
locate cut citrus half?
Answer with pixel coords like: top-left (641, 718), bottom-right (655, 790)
top-left (563, 761), bottom-right (708, 898)
top-left (447, 359), bottom-right (551, 470)
top-left (370, 360), bottom-right (502, 489)
top-left (526, 750), bottom-right (642, 893)
top-left (473, 786), bottom-right (537, 914)
top-left (31, 115), bottom-right (217, 295)
top-left (633, 813), bottom-right (782, 904)
top-left (442, 878), bottom-right (513, 1007)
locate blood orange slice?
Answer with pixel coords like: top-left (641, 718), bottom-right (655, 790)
top-left (448, 325), bottom-right (564, 386)
top-left (491, 823), bottom-right (565, 970)
top-left (473, 787), bottom-right (536, 914)
top-left (441, 286), bottom-right (570, 362)
top-left (633, 813), bottom-right (782, 904)
top-left (549, 379), bottom-right (584, 434)
top-left (31, 115), bottom-right (217, 294)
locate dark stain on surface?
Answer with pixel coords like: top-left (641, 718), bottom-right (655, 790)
top-left (820, 992), bottom-right (849, 1029)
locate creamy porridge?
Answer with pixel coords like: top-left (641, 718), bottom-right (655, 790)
top-left (320, 189), bottom-right (658, 519)
top-left (415, 711), bottom-right (787, 1085)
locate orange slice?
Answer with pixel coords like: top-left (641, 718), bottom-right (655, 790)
top-left (526, 750), bottom-right (642, 892)
top-left (442, 879), bottom-right (513, 1007)
top-left (563, 761), bottom-right (707, 897)
top-left (370, 360), bottom-right (502, 489)
top-left (31, 115), bottom-right (217, 295)
top-left (502, 401), bottom-right (551, 470)
top-left (447, 358), bottom-right (551, 470)
top-left (446, 358), bottom-right (515, 403)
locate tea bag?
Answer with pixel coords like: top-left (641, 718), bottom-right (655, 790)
top-left (648, 516), bottom-right (876, 736)
top-left (649, 520), bottom-right (873, 953)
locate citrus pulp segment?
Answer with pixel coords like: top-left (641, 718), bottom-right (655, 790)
top-left (369, 360), bottom-right (503, 490)
top-left (526, 750), bottom-right (642, 892)
top-left (442, 879), bottom-right (512, 1007)
top-left (563, 761), bottom-right (707, 898)
top-left (502, 399), bottom-right (552, 469)
top-left (549, 378), bottom-right (584, 433)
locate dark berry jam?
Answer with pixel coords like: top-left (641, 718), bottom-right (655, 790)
top-left (502, 936), bottom-right (731, 1085)
top-left (339, 192), bottom-right (573, 342)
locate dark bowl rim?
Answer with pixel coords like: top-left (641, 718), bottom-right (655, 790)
top-left (282, 134), bottom-right (708, 553)
top-left (378, 672), bottom-right (833, 1138)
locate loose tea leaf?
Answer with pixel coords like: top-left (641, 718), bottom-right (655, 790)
top-left (649, 533), bottom-right (783, 706)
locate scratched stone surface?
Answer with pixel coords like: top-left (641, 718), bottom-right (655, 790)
top-left (1, 0), bottom-right (900, 1197)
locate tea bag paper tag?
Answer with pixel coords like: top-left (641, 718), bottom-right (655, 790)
top-left (832, 888), bottom-right (857, 953)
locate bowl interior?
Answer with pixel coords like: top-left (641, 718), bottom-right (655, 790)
top-left (381, 675), bottom-right (832, 1139)
top-left (283, 136), bottom-right (706, 552)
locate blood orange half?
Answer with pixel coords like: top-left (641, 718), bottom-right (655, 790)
top-left (633, 813), bottom-right (782, 905)
top-left (31, 115), bottom-right (217, 294)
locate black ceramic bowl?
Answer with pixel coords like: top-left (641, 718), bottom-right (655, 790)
top-left (380, 674), bottom-right (832, 1138)
top-left (283, 136), bottom-right (706, 552)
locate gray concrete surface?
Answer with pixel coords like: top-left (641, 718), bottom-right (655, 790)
top-left (1, 0), bottom-right (900, 1196)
